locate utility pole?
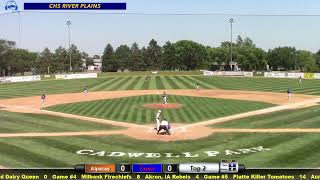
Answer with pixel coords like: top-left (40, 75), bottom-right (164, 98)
top-left (66, 20), bottom-right (72, 72)
top-left (229, 18), bottom-right (234, 71)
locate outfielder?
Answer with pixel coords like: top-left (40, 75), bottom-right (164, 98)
top-left (157, 118), bottom-right (171, 135)
top-left (41, 94), bottom-right (46, 106)
top-left (299, 76), bottom-right (302, 84)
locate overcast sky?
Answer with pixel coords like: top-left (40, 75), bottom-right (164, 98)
top-left (1, 0), bottom-right (320, 56)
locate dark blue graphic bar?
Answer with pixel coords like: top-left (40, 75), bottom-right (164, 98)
top-left (24, 3), bottom-right (126, 10)
top-left (132, 164), bottom-right (162, 173)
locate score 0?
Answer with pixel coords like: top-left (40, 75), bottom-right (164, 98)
top-left (163, 164), bottom-right (178, 173)
top-left (116, 164), bottom-right (132, 173)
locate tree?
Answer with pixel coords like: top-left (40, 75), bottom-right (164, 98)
top-left (69, 44), bottom-right (83, 71)
top-left (267, 47), bottom-right (297, 71)
top-left (52, 47), bottom-right (68, 74)
top-left (146, 39), bottom-right (162, 70)
top-left (101, 44), bottom-right (116, 72)
top-left (130, 42), bottom-right (144, 71)
top-left (162, 41), bottom-right (178, 70)
top-left (0, 39), bottom-right (16, 76)
top-left (296, 50), bottom-right (317, 72)
top-left (315, 50), bottom-right (320, 71)
top-left (9, 49), bottom-right (37, 75)
top-left (174, 40), bottom-right (207, 70)
top-left (36, 48), bottom-right (53, 74)
top-left (114, 45), bottom-right (131, 71)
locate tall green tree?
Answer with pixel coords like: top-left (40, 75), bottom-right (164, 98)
top-left (267, 47), bottom-right (297, 71)
top-left (36, 48), bottom-right (52, 74)
top-left (114, 45), bottom-right (131, 71)
top-left (69, 44), bottom-right (83, 71)
top-left (0, 39), bottom-right (16, 76)
top-left (130, 42), bottom-right (144, 71)
top-left (52, 47), bottom-right (68, 74)
top-left (174, 40), bottom-right (207, 70)
top-left (101, 44), bottom-right (117, 72)
top-left (146, 39), bottom-right (162, 70)
top-left (296, 50), bottom-right (317, 72)
top-left (162, 41), bottom-right (179, 70)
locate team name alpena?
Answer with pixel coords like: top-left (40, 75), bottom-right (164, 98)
top-left (76, 146), bottom-right (270, 158)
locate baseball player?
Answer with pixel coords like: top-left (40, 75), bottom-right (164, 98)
top-left (196, 83), bottom-right (200, 91)
top-left (299, 76), bottom-right (302, 84)
top-left (41, 94), bottom-right (46, 106)
top-left (155, 110), bottom-right (161, 130)
top-left (157, 119), bottom-right (171, 135)
top-left (84, 87), bottom-right (88, 96)
top-left (287, 88), bottom-right (292, 100)
top-left (162, 91), bottom-right (167, 104)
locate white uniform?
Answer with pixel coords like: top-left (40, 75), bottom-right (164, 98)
top-left (155, 111), bottom-right (161, 130)
top-left (163, 96), bottom-right (167, 104)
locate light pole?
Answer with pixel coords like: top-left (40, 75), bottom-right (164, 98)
top-left (229, 18), bottom-right (234, 71)
top-left (66, 20), bottom-right (72, 72)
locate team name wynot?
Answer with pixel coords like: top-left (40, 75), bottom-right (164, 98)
top-left (76, 146), bottom-right (270, 158)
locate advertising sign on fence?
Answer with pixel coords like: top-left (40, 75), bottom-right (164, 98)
top-left (264, 72), bottom-right (304, 79)
top-left (0, 75), bottom-right (41, 83)
top-left (55, 73), bottom-right (97, 80)
top-left (203, 71), bottom-right (253, 77)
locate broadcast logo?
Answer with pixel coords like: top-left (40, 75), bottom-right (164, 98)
top-left (5, 0), bottom-right (18, 11)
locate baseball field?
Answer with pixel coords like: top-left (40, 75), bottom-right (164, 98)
top-left (0, 73), bottom-right (320, 168)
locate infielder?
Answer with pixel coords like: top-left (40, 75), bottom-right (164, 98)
top-left (84, 87), bottom-right (88, 96)
top-left (196, 83), bottom-right (200, 91)
top-left (162, 91), bottom-right (167, 104)
top-left (287, 88), bottom-right (292, 100)
top-left (41, 94), bottom-right (46, 106)
top-left (157, 118), bottom-right (171, 135)
top-left (155, 110), bottom-right (161, 130)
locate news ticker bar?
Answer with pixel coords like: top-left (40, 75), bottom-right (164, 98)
top-left (24, 3), bottom-right (126, 10)
top-left (74, 162), bottom-right (245, 174)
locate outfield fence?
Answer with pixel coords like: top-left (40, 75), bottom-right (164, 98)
top-left (55, 73), bottom-right (97, 80)
top-left (0, 75), bottom-right (41, 83)
top-left (203, 71), bottom-right (253, 77)
top-left (203, 71), bottom-right (320, 79)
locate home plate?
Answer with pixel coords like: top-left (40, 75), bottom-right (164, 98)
top-left (145, 127), bottom-right (187, 133)
top-left (146, 127), bottom-right (156, 133)
top-left (172, 127), bottom-right (186, 133)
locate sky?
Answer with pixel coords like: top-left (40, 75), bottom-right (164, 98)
top-left (1, 0), bottom-right (320, 56)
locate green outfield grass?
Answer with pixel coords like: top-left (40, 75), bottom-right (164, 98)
top-left (212, 105), bottom-right (320, 129)
top-left (0, 110), bottom-right (120, 133)
top-left (0, 75), bottom-right (320, 99)
top-left (45, 95), bottom-right (274, 124)
top-left (0, 133), bottom-right (319, 168)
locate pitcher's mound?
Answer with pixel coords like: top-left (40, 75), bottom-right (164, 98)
top-left (142, 103), bottom-right (183, 109)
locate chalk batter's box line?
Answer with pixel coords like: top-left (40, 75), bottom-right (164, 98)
top-left (145, 127), bottom-right (186, 133)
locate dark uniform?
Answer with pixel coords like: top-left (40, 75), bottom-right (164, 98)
top-left (41, 94), bottom-right (46, 105)
top-left (157, 119), bottom-right (171, 135)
